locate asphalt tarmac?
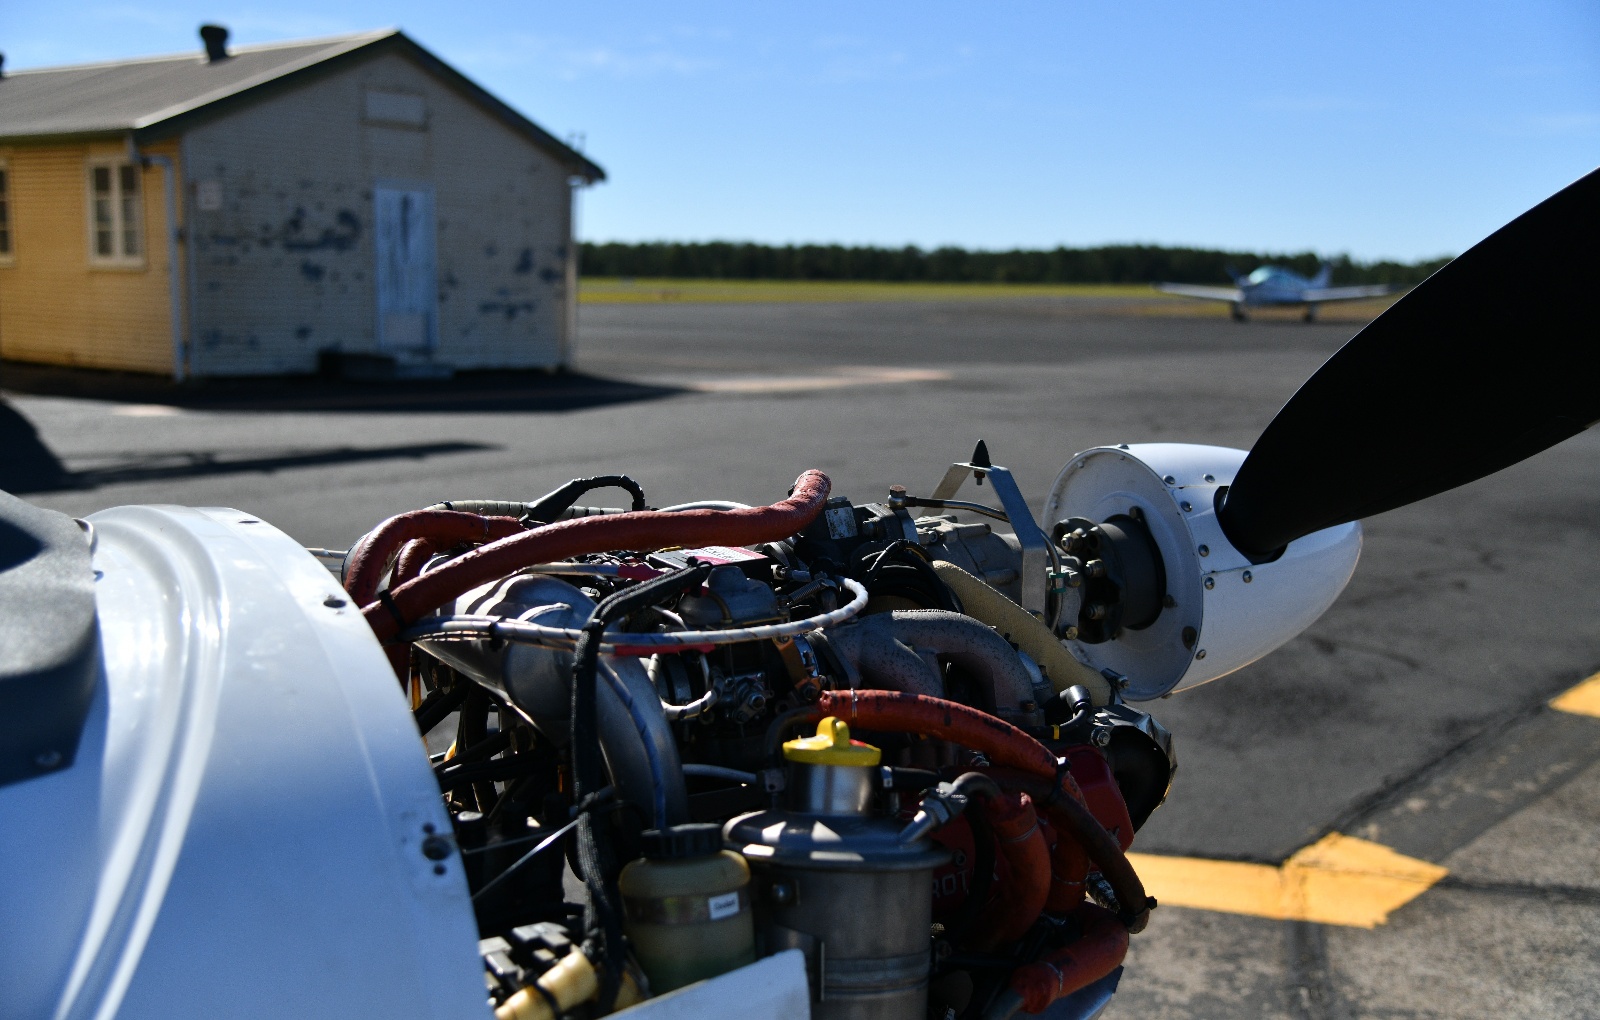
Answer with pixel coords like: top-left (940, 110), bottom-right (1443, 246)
top-left (6, 295), bottom-right (1597, 1018)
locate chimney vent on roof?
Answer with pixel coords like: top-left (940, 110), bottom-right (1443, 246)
top-left (199, 24), bottom-right (230, 62)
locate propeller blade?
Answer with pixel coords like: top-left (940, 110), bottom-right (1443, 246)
top-left (1218, 166), bottom-right (1600, 559)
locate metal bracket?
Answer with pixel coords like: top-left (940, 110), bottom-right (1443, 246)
top-left (931, 456), bottom-right (1053, 619)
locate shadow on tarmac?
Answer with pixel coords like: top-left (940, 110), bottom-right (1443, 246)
top-left (0, 361), bottom-right (684, 414)
top-left (0, 400), bottom-right (500, 495)
top-left (0, 401), bottom-right (71, 494)
top-left (0, 360), bottom-right (687, 495)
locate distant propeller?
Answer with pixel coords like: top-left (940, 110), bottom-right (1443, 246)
top-left (1218, 165), bottom-right (1600, 560)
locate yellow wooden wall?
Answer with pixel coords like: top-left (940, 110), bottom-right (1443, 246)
top-left (0, 139), bottom-right (183, 375)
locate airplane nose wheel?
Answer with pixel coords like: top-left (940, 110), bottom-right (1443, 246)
top-left (1230, 302), bottom-right (1248, 322)
top-left (1302, 303), bottom-right (1319, 323)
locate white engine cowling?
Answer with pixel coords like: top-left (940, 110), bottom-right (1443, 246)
top-left (1043, 444), bottom-right (1362, 699)
top-left (0, 505), bottom-right (485, 1020)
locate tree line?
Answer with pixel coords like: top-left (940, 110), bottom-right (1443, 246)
top-left (579, 241), bottom-right (1451, 287)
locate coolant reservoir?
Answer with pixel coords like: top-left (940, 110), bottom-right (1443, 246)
top-left (619, 823), bottom-right (756, 993)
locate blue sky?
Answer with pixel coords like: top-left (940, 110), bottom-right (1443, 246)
top-left (5, 2), bottom-right (1597, 260)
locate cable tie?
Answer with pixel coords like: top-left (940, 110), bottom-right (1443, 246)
top-left (528, 977), bottom-right (562, 1017)
top-left (1037, 760), bottom-right (1074, 811)
top-left (377, 590), bottom-right (408, 630)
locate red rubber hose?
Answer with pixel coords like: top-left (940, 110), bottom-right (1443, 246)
top-left (816, 689), bottom-right (1057, 776)
top-left (813, 691), bottom-right (1151, 931)
top-left (362, 470), bottom-right (831, 645)
top-left (1002, 904), bottom-right (1129, 1016)
top-left (970, 792), bottom-right (1051, 951)
top-left (978, 767), bottom-right (1092, 912)
top-left (977, 765), bottom-right (1151, 925)
top-left (345, 511), bottom-right (524, 607)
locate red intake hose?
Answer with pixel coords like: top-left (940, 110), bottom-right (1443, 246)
top-left (813, 691), bottom-right (1152, 932)
top-left (362, 470), bottom-right (832, 645)
top-left (345, 511), bottom-right (524, 608)
top-left (986, 904), bottom-right (1129, 1019)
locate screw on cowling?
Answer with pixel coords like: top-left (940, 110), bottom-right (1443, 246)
top-left (421, 834), bottom-right (453, 861)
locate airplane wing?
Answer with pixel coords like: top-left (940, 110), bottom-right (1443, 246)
top-left (1300, 284), bottom-right (1398, 302)
top-left (1153, 283), bottom-right (1245, 302)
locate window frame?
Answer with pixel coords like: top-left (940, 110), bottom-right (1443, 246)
top-left (85, 157), bottom-right (146, 268)
top-left (0, 159), bottom-right (13, 266)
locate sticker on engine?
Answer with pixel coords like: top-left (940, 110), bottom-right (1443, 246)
top-left (708, 892), bottom-right (742, 920)
top-left (650, 546), bottom-right (768, 570)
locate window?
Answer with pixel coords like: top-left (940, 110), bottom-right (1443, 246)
top-left (88, 160), bottom-right (143, 264)
top-left (0, 164), bottom-right (11, 258)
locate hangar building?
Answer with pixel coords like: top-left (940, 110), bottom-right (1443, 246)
top-left (0, 26), bottom-right (604, 379)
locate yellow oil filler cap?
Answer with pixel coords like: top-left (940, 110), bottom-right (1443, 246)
top-left (783, 717), bottom-right (881, 767)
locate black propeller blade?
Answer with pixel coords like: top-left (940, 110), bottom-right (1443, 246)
top-left (1218, 166), bottom-right (1600, 560)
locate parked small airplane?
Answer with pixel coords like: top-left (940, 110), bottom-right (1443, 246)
top-left (1155, 263), bottom-right (1396, 321)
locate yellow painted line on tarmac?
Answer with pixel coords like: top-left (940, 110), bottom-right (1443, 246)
top-left (1127, 833), bottom-right (1448, 929)
top-left (686, 367), bottom-right (951, 394)
top-left (1551, 670), bottom-right (1600, 718)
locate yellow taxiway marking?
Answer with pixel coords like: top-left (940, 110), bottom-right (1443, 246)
top-left (1551, 670), bottom-right (1600, 718)
top-left (686, 367), bottom-right (951, 394)
top-left (1127, 833), bottom-right (1448, 929)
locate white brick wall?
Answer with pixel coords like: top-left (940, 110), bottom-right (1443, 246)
top-left (182, 49), bottom-right (576, 376)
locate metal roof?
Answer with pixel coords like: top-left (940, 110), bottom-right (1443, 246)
top-left (0, 30), bottom-right (604, 182)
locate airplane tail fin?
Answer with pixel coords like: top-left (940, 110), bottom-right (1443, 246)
top-left (1310, 262), bottom-right (1333, 288)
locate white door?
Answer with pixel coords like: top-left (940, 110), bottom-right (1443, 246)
top-left (373, 186), bottom-right (437, 352)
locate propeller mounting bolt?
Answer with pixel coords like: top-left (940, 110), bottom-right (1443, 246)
top-left (1063, 626), bottom-right (1079, 640)
top-left (1195, 649), bottom-right (1207, 660)
top-left (1180, 501), bottom-right (1193, 512)
top-left (1085, 559), bottom-right (1107, 578)
top-left (1197, 544), bottom-right (1210, 557)
top-left (1204, 577), bottom-right (1215, 590)
top-left (1162, 475), bottom-right (1176, 485)
top-left (1242, 571), bottom-right (1253, 583)
top-left (1204, 474), bottom-right (1215, 483)
top-left (1086, 603), bottom-right (1108, 620)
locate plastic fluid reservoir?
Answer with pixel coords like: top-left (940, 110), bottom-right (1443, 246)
top-left (619, 822), bottom-right (756, 993)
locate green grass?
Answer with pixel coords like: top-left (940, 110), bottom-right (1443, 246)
top-left (578, 277), bottom-right (1168, 304)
